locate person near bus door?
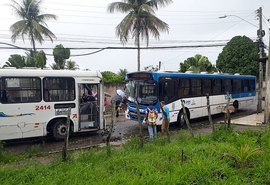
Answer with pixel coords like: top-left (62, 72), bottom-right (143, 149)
top-left (160, 101), bottom-right (170, 134)
top-left (145, 107), bottom-right (158, 139)
top-left (111, 89), bottom-right (125, 117)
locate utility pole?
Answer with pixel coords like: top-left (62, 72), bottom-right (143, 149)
top-left (264, 28), bottom-right (270, 123)
top-left (257, 7), bottom-right (265, 113)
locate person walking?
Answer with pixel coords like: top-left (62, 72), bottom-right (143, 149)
top-left (160, 101), bottom-right (170, 134)
top-left (145, 107), bottom-right (158, 139)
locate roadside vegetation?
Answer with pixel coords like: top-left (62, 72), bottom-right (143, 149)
top-left (1, 125), bottom-right (270, 184)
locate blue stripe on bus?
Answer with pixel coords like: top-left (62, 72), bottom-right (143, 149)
top-left (231, 92), bottom-right (256, 99)
top-left (152, 72), bottom-right (256, 81)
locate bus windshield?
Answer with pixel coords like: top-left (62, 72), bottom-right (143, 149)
top-left (125, 80), bottom-right (158, 105)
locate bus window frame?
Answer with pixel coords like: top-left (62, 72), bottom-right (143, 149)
top-left (1, 76), bottom-right (42, 104)
top-left (43, 77), bottom-right (76, 102)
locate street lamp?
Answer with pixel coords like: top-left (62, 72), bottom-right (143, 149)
top-left (218, 15), bottom-right (258, 28)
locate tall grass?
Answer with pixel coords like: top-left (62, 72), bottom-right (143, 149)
top-left (1, 127), bottom-right (270, 184)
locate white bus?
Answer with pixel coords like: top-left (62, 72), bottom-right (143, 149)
top-left (0, 69), bottom-right (105, 140)
top-left (125, 71), bottom-right (256, 127)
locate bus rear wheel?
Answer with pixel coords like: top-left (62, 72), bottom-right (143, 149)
top-left (177, 111), bottom-right (185, 128)
top-left (53, 119), bottom-right (67, 141)
top-left (233, 101), bottom-right (239, 112)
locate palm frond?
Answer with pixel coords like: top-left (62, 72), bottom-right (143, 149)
top-left (37, 14), bottom-right (57, 21)
top-left (107, 2), bottom-right (133, 13)
top-left (10, 20), bottom-right (29, 42)
top-left (147, 0), bottom-right (173, 8)
top-left (116, 12), bottom-right (136, 44)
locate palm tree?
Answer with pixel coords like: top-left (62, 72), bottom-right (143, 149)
top-left (10, 0), bottom-right (57, 54)
top-left (118, 68), bottom-right (128, 81)
top-left (180, 54), bottom-right (217, 73)
top-left (108, 0), bottom-right (172, 71)
top-left (65, 60), bottom-right (79, 70)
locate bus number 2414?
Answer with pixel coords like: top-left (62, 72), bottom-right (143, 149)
top-left (35, 105), bottom-right (51, 111)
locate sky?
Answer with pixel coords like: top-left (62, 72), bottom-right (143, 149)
top-left (0, 0), bottom-right (270, 73)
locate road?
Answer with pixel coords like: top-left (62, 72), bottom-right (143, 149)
top-left (3, 105), bottom-right (265, 155)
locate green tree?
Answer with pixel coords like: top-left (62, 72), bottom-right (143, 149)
top-left (102, 71), bottom-right (123, 84)
top-left (3, 54), bottom-right (26, 68)
top-left (34, 50), bottom-right (46, 69)
top-left (3, 54), bottom-right (26, 69)
top-left (51, 44), bottom-right (70, 69)
top-left (4, 52), bottom-right (47, 69)
top-left (180, 54), bottom-right (217, 73)
top-left (108, 0), bottom-right (172, 71)
top-left (10, 0), bottom-right (57, 54)
top-left (216, 36), bottom-right (259, 76)
top-left (118, 68), bottom-right (128, 81)
top-left (65, 60), bottom-right (79, 70)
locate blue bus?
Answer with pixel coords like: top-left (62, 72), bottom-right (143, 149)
top-left (125, 71), bottom-right (256, 126)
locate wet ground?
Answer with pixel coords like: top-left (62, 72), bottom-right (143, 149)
top-left (3, 106), bottom-right (266, 155)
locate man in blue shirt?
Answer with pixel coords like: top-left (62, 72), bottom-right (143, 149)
top-left (160, 101), bottom-right (170, 134)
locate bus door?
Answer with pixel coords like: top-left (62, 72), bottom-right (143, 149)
top-left (78, 83), bottom-right (99, 129)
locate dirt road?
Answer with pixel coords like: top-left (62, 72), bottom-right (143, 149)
top-left (3, 106), bottom-right (266, 155)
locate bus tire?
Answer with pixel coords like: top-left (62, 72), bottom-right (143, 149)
top-left (53, 119), bottom-right (67, 141)
top-left (233, 101), bottom-right (239, 112)
top-left (177, 111), bottom-right (185, 128)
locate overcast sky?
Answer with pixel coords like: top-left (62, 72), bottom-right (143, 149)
top-left (0, 0), bottom-right (269, 73)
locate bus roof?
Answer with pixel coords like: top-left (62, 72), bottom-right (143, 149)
top-left (0, 69), bottom-right (102, 79)
top-left (126, 71), bottom-right (256, 80)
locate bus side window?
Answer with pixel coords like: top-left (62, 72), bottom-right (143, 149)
top-left (160, 79), bottom-right (176, 103)
top-left (232, 79), bottom-right (241, 93)
top-left (1, 90), bottom-right (8, 103)
top-left (191, 78), bottom-right (201, 97)
top-left (179, 78), bottom-right (190, 98)
top-left (249, 79), bottom-right (255, 91)
top-left (242, 79), bottom-right (249, 92)
top-left (212, 79), bottom-right (222, 95)
top-left (222, 79), bottom-right (232, 93)
top-left (202, 79), bottom-right (211, 95)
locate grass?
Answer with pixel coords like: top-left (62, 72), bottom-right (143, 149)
top-left (1, 126), bottom-right (270, 184)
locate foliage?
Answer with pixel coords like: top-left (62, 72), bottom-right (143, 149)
top-left (102, 71), bottom-right (125, 83)
top-left (180, 54), bottom-right (217, 73)
top-left (25, 144), bottom-right (42, 158)
top-left (65, 60), bottom-right (79, 70)
top-left (1, 129), bottom-right (270, 184)
top-left (108, 0), bottom-right (172, 71)
top-left (222, 144), bottom-right (262, 168)
top-left (216, 36), bottom-right (259, 76)
top-left (34, 50), bottom-right (47, 69)
top-left (51, 44), bottom-right (70, 69)
top-left (3, 54), bottom-right (26, 68)
top-left (117, 69), bottom-right (128, 81)
top-left (9, 0), bottom-right (57, 52)
top-left (3, 51), bottom-right (47, 69)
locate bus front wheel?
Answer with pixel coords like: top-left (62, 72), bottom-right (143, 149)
top-left (53, 119), bottom-right (67, 141)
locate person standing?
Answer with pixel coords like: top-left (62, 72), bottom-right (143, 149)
top-left (111, 89), bottom-right (125, 117)
top-left (160, 101), bottom-right (170, 134)
top-left (145, 107), bottom-right (158, 139)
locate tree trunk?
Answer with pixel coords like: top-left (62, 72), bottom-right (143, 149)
top-left (181, 100), bottom-right (194, 136)
top-left (225, 92), bottom-right (231, 128)
top-left (135, 101), bottom-right (143, 148)
top-left (30, 27), bottom-right (36, 57)
top-left (106, 102), bottom-right (115, 156)
top-left (206, 94), bottom-right (214, 132)
top-left (62, 107), bottom-right (71, 161)
top-left (137, 29), bottom-right (140, 72)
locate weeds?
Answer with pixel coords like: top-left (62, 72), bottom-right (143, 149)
top-left (1, 129), bottom-right (270, 184)
top-left (222, 144), bottom-right (262, 168)
top-left (25, 144), bottom-right (42, 158)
